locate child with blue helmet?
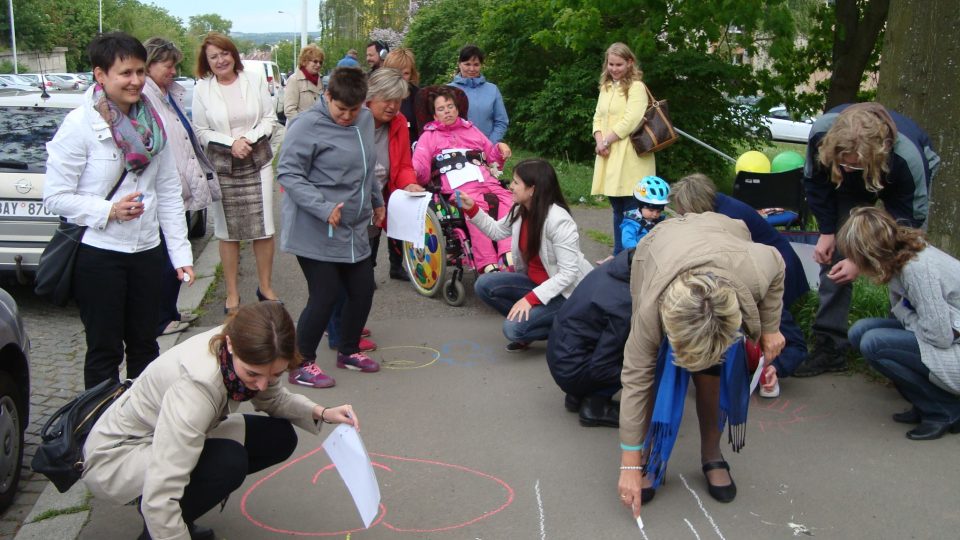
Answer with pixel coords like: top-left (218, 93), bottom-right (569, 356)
top-left (621, 176), bottom-right (670, 249)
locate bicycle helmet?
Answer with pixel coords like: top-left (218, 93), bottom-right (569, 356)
top-left (633, 176), bottom-right (670, 206)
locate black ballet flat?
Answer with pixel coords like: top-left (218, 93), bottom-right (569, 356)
top-left (256, 287), bottom-right (283, 304)
top-left (641, 486), bottom-right (656, 504)
top-left (892, 407), bottom-right (922, 424)
top-left (702, 460), bottom-right (737, 503)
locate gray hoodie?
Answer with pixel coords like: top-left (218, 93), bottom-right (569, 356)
top-left (277, 96), bottom-right (383, 263)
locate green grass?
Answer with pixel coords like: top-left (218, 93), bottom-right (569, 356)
top-left (503, 148), bottom-right (604, 207)
top-left (584, 229), bottom-right (614, 248)
top-left (30, 503), bottom-right (91, 523)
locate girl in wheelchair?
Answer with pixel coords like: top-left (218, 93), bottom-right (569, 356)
top-left (412, 86), bottom-right (514, 273)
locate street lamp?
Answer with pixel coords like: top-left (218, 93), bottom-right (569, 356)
top-left (7, 0), bottom-right (18, 73)
top-left (278, 10), bottom-right (296, 72)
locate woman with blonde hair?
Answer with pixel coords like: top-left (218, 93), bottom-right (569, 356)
top-left (383, 47), bottom-right (421, 141)
top-left (193, 32), bottom-right (280, 314)
top-left (841, 207), bottom-right (960, 441)
top-left (797, 102), bottom-right (938, 377)
top-left (284, 44), bottom-right (325, 122)
top-left (591, 42), bottom-right (656, 261)
top-left (617, 212), bottom-right (785, 517)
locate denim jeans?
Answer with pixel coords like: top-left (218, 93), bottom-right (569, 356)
top-left (475, 271), bottom-right (566, 343)
top-left (609, 196), bottom-right (639, 255)
top-left (849, 318), bottom-right (960, 423)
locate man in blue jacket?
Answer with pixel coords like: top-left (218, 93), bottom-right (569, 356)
top-left (547, 249), bottom-right (634, 427)
top-left (797, 102), bottom-right (939, 377)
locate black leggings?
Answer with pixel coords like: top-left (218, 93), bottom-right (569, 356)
top-left (296, 255), bottom-right (375, 358)
top-left (179, 415), bottom-right (298, 524)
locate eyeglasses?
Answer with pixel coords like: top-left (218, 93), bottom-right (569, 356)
top-left (159, 41), bottom-right (176, 51)
top-left (308, 59), bottom-right (323, 64)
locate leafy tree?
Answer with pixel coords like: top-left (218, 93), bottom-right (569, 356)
top-left (404, 0), bottom-right (482, 85)
top-left (188, 13), bottom-right (231, 37)
top-left (0, 0), bottom-right (56, 53)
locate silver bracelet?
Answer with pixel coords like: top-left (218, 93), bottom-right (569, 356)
top-left (620, 466), bottom-right (644, 470)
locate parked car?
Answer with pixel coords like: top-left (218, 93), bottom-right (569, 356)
top-left (18, 74), bottom-right (53, 90)
top-left (45, 73), bottom-right (88, 91)
top-left (760, 106), bottom-right (813, 143)
top-left (76, 72), bottom-right (94, 84)
top-left (173, 76), bottom-right (195, 89)
top-left (241, 60), bottom-right (286, 122)
top-left (0, 92), bottom-right (206, 283)
top-left (0, 287), bottom-right (29, 511)
top-left (0, 75), bottom-right (40, 93)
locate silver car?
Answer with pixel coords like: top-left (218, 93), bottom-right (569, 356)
top-left (0, 75), bottom-right (40, 94)
top-left (0, 286), bottom-right (29, 511)
top-left (0, 92), bottom-right (83, 282)
top-left (45, 73), bottom-right (89, 92)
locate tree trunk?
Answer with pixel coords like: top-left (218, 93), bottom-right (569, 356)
top-left (877, 0), bottom-right (960, 258)
top-left (824, 0), bottom-right (889, 110)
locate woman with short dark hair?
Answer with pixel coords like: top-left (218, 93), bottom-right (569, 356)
top-left (449, 44), bottom-right (508, 144)
top-left (44, 32), bottom-right (194, 389)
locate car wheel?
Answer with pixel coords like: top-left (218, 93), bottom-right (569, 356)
top-left (758, 127), bottom-right (772, 140)
top-left (0, 372), bottom-right (24, 511)
top-left (187, 209), bottom-right (207, 239)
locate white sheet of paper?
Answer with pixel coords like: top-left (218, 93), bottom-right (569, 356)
top-left (750, 354), bottom-right (766, 395)
top-left (321, 424), bottom-right (381, 528)
top-left (386, 190), bottom-right (431, 249)
top-left (445, 162), bottom-right (483, 189)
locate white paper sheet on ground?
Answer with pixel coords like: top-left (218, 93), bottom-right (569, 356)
top-left (386, 190), bottom-right (431, 248)
top-left (321, 424), bottom-right (381, 528)
top-left (750, 355), bottom-right (766, 395)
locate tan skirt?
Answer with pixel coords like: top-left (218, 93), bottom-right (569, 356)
top-left (211, 161), bottom-right (275, 241)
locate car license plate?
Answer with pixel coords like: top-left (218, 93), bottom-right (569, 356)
top-left (0, 199), bottom-right (56, 218)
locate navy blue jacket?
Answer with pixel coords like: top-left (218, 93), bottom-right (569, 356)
top-left (716, 193), bottom-right (809, 307)
top-left (804, 104), bottom-right (939, 234)
top-left (546, 248), bottom-right (633, 396)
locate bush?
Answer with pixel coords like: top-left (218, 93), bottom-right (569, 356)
top-left (0, 60), bottom-right (30, 74)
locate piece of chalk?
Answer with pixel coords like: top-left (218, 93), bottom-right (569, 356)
top-left (328, 223), bottom-right (333, 237)
top-left (636, 515), bottom-right (644, 530)
top-left (182, 274), bottom-right (190, 283)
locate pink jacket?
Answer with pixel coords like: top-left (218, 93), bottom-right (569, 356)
top-left (412, 118), bottom-right (504, 190)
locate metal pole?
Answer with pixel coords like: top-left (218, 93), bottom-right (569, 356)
top-left (7, 0), bottom-right (17, 73)
top-left (674, 127), bottom-right (737, 163)
top-left (99, 0), bottom-right (102, 33)
top-left (300, 0), bottom-right (308, 48)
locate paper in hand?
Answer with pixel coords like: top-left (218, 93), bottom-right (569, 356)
top-left (322, 424), bottom-right (381, 528)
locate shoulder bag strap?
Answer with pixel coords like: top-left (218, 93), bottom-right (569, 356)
top-left (105, 169), bottom-right (129, 201)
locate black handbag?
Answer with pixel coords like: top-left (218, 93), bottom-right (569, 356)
top-left (630, 85), bottom-right (679, 156)
top-left (34, 170), bottom-right (128, 306)
top-left (31, 378), bottom-right (132, 493)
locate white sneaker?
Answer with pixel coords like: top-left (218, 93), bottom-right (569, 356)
top-left (759, 380), bottom-right (781, 399)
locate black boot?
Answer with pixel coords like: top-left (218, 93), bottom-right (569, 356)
top-left (578, 395), bottom-right (619, 427)
top-left (794, 335), bottom-right (847, 377)
top-left (188, 522), bottom-right (215, 540)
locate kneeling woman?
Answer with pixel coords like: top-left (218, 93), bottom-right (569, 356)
top-left (458, 159), bottom-right (593, 351)
top-left (82, 303), bottom-right (357, 539)
top-left (842, 207), bottom-right (960, 441)
top-left (618, 213), bottom-right (785, 517)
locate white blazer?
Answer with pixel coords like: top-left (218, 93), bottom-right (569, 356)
top-left (191, 70), bottom-right (277, 148)
top-left (469, 204), bottom-right (593, 304)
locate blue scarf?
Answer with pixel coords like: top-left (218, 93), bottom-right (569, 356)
top-left (643, 337), bottom-right (751, 488)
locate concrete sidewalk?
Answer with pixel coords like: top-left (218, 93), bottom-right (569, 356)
top-left (21, 205), bottom-right (960, 539)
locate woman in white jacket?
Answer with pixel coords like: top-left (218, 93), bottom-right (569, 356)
top-left (458, 159), bottom-right (593, 351)
top-left (44, 32), bottom-right (194, 389)
top-left (192, 32), bottom-right (279, 313)
top-left (82, 302), bottom-right (358, 540)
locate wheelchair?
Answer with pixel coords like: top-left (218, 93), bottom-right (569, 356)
top-left (401, 85), bottom-right (504, 306)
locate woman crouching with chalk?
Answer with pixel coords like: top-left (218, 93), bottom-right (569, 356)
top-left (81, 302), bottom-right (358, 539)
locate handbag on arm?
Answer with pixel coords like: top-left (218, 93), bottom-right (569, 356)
top-left (629, 85), bottom-right (679, 156)
top-left (34, 170), bottom-right (128, 307)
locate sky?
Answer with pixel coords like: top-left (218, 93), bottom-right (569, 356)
top-left (153, 0), bottom-right (322, 34)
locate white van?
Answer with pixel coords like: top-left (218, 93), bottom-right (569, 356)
top-left (241, 60), bottom-right (286, 122)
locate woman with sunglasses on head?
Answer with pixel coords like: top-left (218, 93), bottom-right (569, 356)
top-left (142, 37), bottom-right (220, 338)
top-left (283, 44), bottom-right (325, 123)
top-left (44, 32), bottom-right (194, 389)
top-left (796, 102), bottom-right (939, 377)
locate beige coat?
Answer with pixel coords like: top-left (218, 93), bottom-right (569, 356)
top-left (283, 69), bottom-right (321, 121)
top-left (469, 204), bottom-right (593, 303)
top-left (82, 328), bottom-right (321, 540)
top-left (591, 80), bottom-right (657, 197)
top-left (619, 213), bottom-right (785, 447)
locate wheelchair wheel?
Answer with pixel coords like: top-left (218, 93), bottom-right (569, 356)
top-left (443, 278), bottom-right (466, 307)
top-left (403, 208), bottom-right (446, 298)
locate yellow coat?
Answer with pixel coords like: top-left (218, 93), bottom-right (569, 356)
top-left (591, 80), bottom-right (656, 197)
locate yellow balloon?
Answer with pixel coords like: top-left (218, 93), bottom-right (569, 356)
top-left (735, 150), bottom-right (772, 174)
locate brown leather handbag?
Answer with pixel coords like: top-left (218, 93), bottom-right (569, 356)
top-left (630, 85), bottom-right (679, 155)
